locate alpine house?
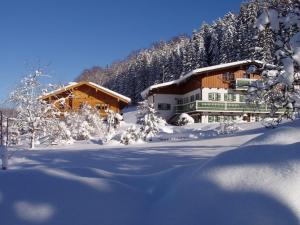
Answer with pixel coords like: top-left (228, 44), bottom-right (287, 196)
top-left (141, 60), bottom-right (276, 123)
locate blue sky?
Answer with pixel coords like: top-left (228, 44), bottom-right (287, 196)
top-left (0, 0), bottom-right (243, 101)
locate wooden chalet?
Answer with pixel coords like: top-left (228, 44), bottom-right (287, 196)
top-left (42, 81), bottom-right (131, 117)
top-left (141, 60), bottom-right (276, 123)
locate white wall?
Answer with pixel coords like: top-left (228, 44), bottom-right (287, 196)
top-left (148, 94), bottom-right (181, 120)
top-left (201, 88), bottom-right (244, 102)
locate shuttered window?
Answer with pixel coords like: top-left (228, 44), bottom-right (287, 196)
top-left (208, 93), bottom-right (221, 101)
top-left (224, 93), bottom-right (236, 102)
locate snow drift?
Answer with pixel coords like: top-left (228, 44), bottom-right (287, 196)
top-left (149, 140), bottom-right (300, 225)
top-left (244, 126), bottom-right (300, 146)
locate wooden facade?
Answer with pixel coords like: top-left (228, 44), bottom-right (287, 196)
top-left (147, 63), bottom-right (261, 96)
top-left (42, 82), bottom-right (131, 117)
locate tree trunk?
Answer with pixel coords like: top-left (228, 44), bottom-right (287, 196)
top-left (30, 130), bottom-right (35, 149)
top-left (1, 145), bottom-right (8, 170)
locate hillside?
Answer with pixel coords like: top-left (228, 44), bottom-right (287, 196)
top-left (76, 0), bottom-right (276, 103)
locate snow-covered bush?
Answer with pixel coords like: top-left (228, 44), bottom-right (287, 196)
top-left (105, 110), bottom-right (122, 142)
top-left (136, 100), bottom-right (166, 141)
top-left (216, 121), bottom-right (241, 135)
top-left (120, 126), bottom-right (141, 145)
top-left (64, 104), bottom-right (105, 141)
top-left (175, 113), bottom-right (195, 126)
top-left (261, 117), bottom-right (282, 129)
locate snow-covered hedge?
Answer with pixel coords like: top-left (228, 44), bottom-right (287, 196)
top-left (216, 121), bottom-right (241, 135)
top-left (175, 113), bottom-right (195, 126)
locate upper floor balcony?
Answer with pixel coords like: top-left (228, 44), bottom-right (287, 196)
top-left (235, 78), bottom-right (257, 90)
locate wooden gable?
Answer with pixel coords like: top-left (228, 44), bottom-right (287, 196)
top-left (42, 82), bottom-right (130, 116)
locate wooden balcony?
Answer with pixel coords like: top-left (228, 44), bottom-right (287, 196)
top-left (235, 78), bottom-right (257, 90)
top-left (174, 100), bottom-right (276, 114)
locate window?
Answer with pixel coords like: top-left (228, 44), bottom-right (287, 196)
top-left (158, 103), bottom-right (171, 110)
top-left (224, 93), bottom-right (236, 102)
top-left (190, 95), bottom-right (195, 102)
top-left (101, 104), bottom-right (108, 111)
top-left (95, 104), bottom-right (108, 111)
top-left (208, 115), bottom-right (222, 123)
top-left (223, 72), bottom-right (234, 81)
top-left (183, 97), bottom-right (189, 104)
top-left (195, 93), bottom-right (200, 100)
top-left (239, 95), bottom-right (245, 102)
top-left (95, 104), bottom-right (101, 110)
top-left (208, 93), bottom-right (221, 101)
top-left (177, 98), bottom-right (183, 105)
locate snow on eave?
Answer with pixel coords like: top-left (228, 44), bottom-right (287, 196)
top-left (141, 60), bottom-right (264, 98)
top-left (141, 81), bottom-right (176, 99)
top-left (41, 81), bottom-right (131, 103)
top-left (40, 82), bottom-right (79, 99)
top-left (88, 82), bottom-right (131, 103)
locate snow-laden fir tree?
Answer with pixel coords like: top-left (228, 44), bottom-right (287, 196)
top-left (136, 100), bottom-right (166, 141)
top-left (248, 0), bottom-right (300, 124)
top-left (8, 69), bottom-right (60, 149)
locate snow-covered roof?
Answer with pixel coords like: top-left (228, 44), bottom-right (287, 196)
top-left (42, 81), bottom-right (131, 103)
top-left (141, 60), bottom-right (263, 98)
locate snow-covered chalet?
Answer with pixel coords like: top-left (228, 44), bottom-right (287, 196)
top-left (42, 81), bottom-right (131, 117)
top-left (141, 60), bottom-right (275, 123)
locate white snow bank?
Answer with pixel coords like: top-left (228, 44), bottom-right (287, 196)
top-left (244, 126), bottom-right (300, 146)
top-left (149, 142), bottom-right (300, 225)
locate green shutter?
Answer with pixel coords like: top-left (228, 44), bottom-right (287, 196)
top-left (224, 93), bottom-right (228, 101)
top-left (217, 93), bottom-right (221, 101)
top-left (208, 116), bottom-right (214, 123)
top-left (233, 94), bottom-right (236, 102)
top-left (208, 93), bottom-right (213, 101)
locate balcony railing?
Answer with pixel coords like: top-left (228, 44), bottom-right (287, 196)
top-left (235, 78), bottom-right (257, 90)
top-left (174, 100), bottom-right (276, 114)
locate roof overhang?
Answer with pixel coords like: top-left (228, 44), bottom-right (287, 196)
top-left (141, 60), bottom-right (264, 98)
top-left (41, 81), bottom-right (131, 104)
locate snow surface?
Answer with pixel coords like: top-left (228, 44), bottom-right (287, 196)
top-left (1, 116), bottom-right (300, 225)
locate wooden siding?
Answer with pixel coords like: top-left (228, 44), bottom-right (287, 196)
top-left (44, 83), bottom-right (127, 117)
top-left (149, 65), bottom-right (261, 96)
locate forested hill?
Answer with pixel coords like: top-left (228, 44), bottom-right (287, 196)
top-left (76, 0), bottom-right (275, 104)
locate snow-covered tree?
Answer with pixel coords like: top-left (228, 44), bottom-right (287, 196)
top-left (8, 69), bottom-right (60, 149)
top-left (0, 145), bottom-right (8, 170)
top-left (248, 0), bottom-right (300, 123)
top-left (105, 109), bottom-right (122, 141)
top-left (136, 100), bottom-right (166, 141)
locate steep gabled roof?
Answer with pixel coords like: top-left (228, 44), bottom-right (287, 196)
top-left (41, 81), bottom-right (131, 103)
top-left (141, 60), bottom-right (263, 98)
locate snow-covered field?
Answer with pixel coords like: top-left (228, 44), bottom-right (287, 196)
top-left (1, 113), bottom-right (300, 225)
